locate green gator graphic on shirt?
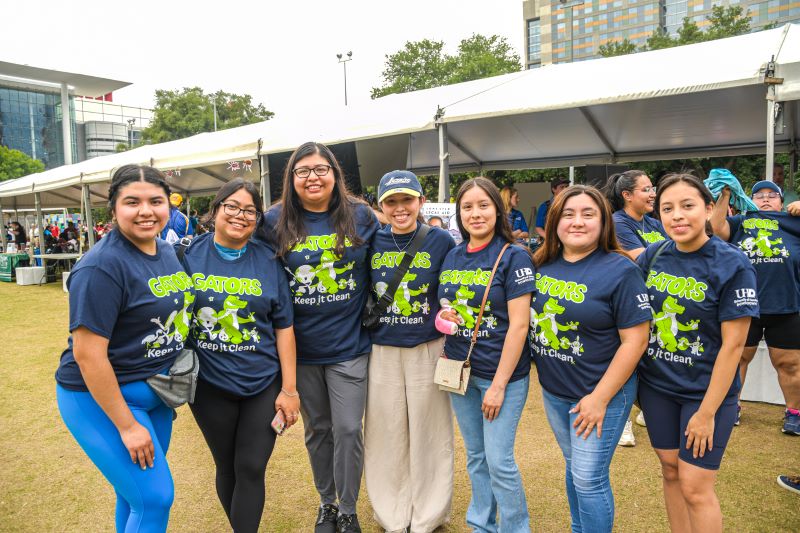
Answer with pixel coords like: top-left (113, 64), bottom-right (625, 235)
top-left (651, 296), bottom-right (701, 353)
top-left (439, 279), bottom-right (498, 334)
top-left (530, 297), bottom-right (580, 350)
top-left (287, 250), bottom-right (356, 297)
top-left (637, 229), bottom-right (666, 244)
top-left (375, 272), bottom-right (430, 317)
top-left (190, 276), bottom-right (263, 353)
top-left (140, 289), bottom-right (194, 358)
top-left (738, 228), bottom-right (789, 259)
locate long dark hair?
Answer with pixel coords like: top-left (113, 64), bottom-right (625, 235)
top-left (603, 170), bottom-right (647, 212)
top-left (272, 142), bottom-right (365, 258)
top-left (108, 165), bottom-right (171, 216)
top-left (655, 173), bottom-right (714, 237)
top-left (203, 178), bottom-right (263, 229)
top-left (533, 185), bottom-right (629, 267)
top-left (454, 177), bottom-right (516, 245)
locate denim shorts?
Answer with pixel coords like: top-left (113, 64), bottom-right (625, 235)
top-left (638, 380), bottom-right (737, 470)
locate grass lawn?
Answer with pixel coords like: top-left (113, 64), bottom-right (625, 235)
top-left (0, 281), bottom-right (797, 532)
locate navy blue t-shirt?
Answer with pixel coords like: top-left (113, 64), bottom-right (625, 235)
top-left (56, 230), bottom-right (196, 391)
top-left (181, 233), bottom-right (293, 396)
top-left (636, 237), bottom-right (759, 402)
top-left (368, 223), bottom-right (455, 348)
top-left (437, 237), bottom-right (536, 382)
top-left (530, 249), bottom-right (651, 400)
top-left (509, 208), bottom-right (529, 234)
top-left (613, 210), bottom-right (667, 251)
top-left (727, 212), bottom-right (800, 314)
top-left (258, 201), bottom-right (379, 364)
top-left (535, 199), bottom-right (552, 229)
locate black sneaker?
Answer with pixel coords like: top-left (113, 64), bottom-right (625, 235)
top-left (336, 512), bottom-right (362, 533)
top-left (315, 504), bottom-right (339, 533)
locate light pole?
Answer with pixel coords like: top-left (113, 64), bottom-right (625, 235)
top-left (210, 94), bottom-right (218, 131)
top-left (127, 118), bottom-right (136, 148)
top-left (336, 51), bottom-right (353, 106)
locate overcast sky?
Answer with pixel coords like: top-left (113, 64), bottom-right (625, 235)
top-left (4, 1), bottom-right (524, 116)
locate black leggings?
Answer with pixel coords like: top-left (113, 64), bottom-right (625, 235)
top-left (190, 378), bottom-right (280, 533)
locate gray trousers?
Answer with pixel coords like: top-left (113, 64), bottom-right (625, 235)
top-left (297, 354), bottom-right (368, 515)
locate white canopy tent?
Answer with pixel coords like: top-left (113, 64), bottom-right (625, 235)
top-left (1, 24), bottom-right (799, 250)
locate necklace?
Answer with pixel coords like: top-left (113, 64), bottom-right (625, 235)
top-left (391, 225), bottom-right (419, 252)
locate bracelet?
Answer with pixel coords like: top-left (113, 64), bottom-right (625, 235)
top-left (280, 388), bottom-right (299, 397)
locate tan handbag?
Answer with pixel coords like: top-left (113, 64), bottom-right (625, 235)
top-left (434, 243), bottom-right (510, 394)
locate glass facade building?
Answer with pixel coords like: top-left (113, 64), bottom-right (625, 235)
top-left (0, 86), bottom-right (76, 169)
top-left (524, 0), bottom-right (800, 68)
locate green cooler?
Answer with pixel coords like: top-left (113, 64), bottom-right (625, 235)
top-left (0, 253), bottom-right (31, 282)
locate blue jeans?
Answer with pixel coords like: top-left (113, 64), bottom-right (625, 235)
top-left (541, 375), bottom-right (636, 533)
top-left (450, 374), bottom-right (530, 533)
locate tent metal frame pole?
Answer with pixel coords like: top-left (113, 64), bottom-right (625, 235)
top-left (437, 122), bottom-right (450, 203)
top-left (34, 192), bottom-right (45, 254)
top-left (787, 100), bottom-right (797, 193)
top-left (82, 185), bottom-right (95, 248)
top-left (0, 198), bottom-right (6, 251)
top-left (260, 154), bottom-right (270, 211)
top-left (766, 87), bottom-right (776, 182)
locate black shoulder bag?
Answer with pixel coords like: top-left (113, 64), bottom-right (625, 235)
top-left (361, 224), bottom-right (431, 329)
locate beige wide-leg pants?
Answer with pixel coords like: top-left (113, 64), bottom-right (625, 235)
top-left (364, 337), bottom-right (454, 533)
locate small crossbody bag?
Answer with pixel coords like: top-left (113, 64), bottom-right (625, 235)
top-left (434, 243), bottom-right (510, 395)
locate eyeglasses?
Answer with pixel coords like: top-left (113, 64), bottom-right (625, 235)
top-left (293, 164), bottom-right (332, 179)
top-left (221, 203), bottom-right (259, 220)
top-left (635, 186), bottom-right (657, 194)
top-left (753, 192), bottom-right (780, 200)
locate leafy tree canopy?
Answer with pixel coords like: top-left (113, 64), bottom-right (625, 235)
top-left (0, 145), bottom-right (45, 181)
top-left (600, 5), bottom-right (751, 57)
top-left (142, 87), bottom-right (273, 144)
top-left (371, 34), bottom-right (521, 98)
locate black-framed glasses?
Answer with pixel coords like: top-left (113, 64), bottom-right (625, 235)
top-left (221, 203), bottom-right (259, 220)
top-left (753, 192), bottom-right (780, 200)
top-left (293, 164), bottom-right (332, 179)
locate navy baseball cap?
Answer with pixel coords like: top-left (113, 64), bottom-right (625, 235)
top-left (378, 170), bottom-right (423, 202)
top-left (751, 180), bottom-right (783, 198)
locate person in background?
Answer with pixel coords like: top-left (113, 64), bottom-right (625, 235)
top-left (364, 192), bottom-right (389, 226)
top-left (55, 165), bottom-right (193, 532)
top-left (364, 170), bottom-right (456, 533)
top-left (10, 221), bottom-right (26, 251)
top-left (161, 193), bottom-right (193, 244)
top-left (710, 180), bottom-right (800, 434)
top-left (535, 177), bottom-right (570, 239)
top-left (256, 141), bottom-right (379, 533)
top-left (438, 177), bottom-right (536, 533)
top-left (770, 163), bottom-right (799, 205)
top-left (181, 178), bottom-right (299, 533)
top-left (637, 173), bottom-right (758, 533)
top-left (62, 221), bottom-right (79, 242)
top-left (427, 215), bottom-right (444, 228)
top-left (530, 185), bottom-right (651, 533)
top-left (501, 186), bottom-right (530, 244)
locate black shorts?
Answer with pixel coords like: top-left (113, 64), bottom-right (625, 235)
top-left (638, 380), bottom-right (737, 470)
top-left (745, 312), bottom-right (800, 349)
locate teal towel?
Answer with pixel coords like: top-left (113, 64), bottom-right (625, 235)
top-left (703, 169), bottom-right (759, 214)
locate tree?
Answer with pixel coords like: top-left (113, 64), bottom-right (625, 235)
top-left (142, 87), bottom-right (273, 144)
top-left (599, 39), bottom-right (637, 57)
top-left (0, 145), bottom-right (45, 181)
top-left (705, 5), bottom-right (751, 41)
top-left (371, 34), bottom-right (521, 98)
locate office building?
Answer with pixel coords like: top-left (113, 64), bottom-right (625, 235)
top-left (0, 61), bottom-right (151, 169)
top-left (523, 0), bottom-right (800, 68)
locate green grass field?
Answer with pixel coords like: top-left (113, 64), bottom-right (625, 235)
top-left (0, 282), bottom-right (797, 532)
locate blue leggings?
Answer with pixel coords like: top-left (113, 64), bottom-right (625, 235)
top-left (57, 381), bottom-right (175, 533)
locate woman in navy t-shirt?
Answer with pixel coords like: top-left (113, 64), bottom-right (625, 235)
top-left (530, 185), bottom-right (651, 533)
top-left (255, 142), bottom-right (379, 532)
top-left (637, 174), bottom-right (758, 533)
top-left (710, 181), bottom-right (800, 435)
top-left (364, 170), bottom-right (455, 532)
top-left (501, 186), bottom-right (530, 244)
top-left (180, 179), bottom-right (298, 532)
top-left (437, 177), bottom-right (536, 532)
top-left (56, 165), bottom-right (195, 532)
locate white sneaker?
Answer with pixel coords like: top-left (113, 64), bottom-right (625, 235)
top-left (618, 420), bottom-right (636, 447)
top-left (635, 411), bottom-right (646, 427)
